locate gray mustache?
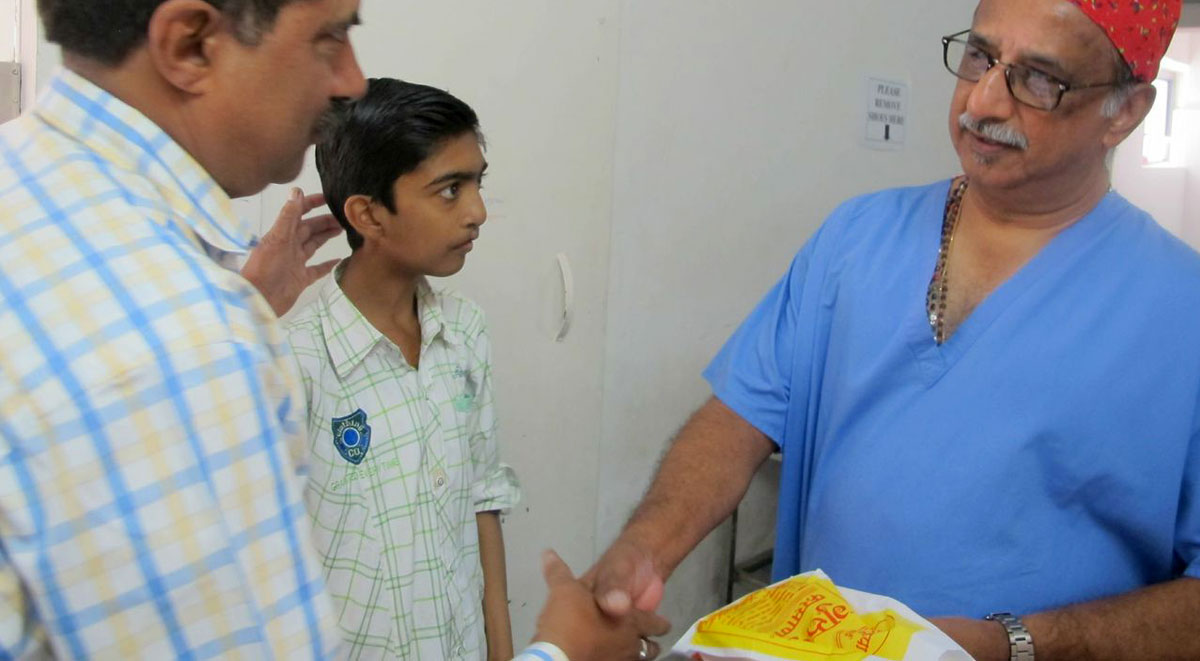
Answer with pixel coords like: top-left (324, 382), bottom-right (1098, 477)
top-left (958, 112), bottom-right (1029, 150)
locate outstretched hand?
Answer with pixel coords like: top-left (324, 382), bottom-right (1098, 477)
top-left (241, 187), bottom-right (343, 317)
top-left (535, 550), bottom-right (671, 661)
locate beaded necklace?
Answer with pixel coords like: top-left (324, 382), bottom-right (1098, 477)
top-left (926, 177), bottom-right (969, 345)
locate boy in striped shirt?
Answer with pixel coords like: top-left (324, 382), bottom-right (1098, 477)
top-left (288, 78), bottom-right (520, 660)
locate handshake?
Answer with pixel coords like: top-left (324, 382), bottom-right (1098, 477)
top-left (534, 538), bottom-right (669, 661)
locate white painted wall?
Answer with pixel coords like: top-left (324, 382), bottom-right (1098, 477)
top-left (598, 0), bottom-right (975, 633)
top-left (16, 0), bottom-right (60, 112)
top-left (1113, 30), bottom-right (1200, 250)
top-left (1, 0), bottom-right (16, 62)
top-left (1185, 4), bottom-right (1200, 29)
top-left (1173, 31), bottom-right (1200, 248)
top-left (0, 0), bottom-right (16, 123)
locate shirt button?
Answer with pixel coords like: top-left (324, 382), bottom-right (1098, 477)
top-left (433, 468), bottom-right (447, 488)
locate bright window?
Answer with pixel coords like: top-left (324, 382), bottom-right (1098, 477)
top-left (1142, 77), bottom-right (1175, 165)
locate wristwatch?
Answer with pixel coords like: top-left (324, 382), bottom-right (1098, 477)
top-left (984, 612), bottom-right (1035, 661)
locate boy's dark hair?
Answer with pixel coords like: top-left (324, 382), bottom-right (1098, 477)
top-left (315, 78), bottom-right (483, 251)
top-left (39, 0), bottom-right (307, 66)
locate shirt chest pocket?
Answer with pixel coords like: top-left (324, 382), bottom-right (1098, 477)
top-left (423, 363), bottom-right (481, 524)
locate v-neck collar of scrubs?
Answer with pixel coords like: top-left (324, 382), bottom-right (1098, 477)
top-left (905, 181), bottom-right (1125, 386)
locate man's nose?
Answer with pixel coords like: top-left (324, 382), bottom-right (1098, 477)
top-left (965, 64), bottom-right (1017, 122)
top-left (334, 44), bottom-right (368, 101)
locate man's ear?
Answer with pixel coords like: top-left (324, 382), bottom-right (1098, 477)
top-left (144, 0), bottom-right (229, 94)
top-left (1102, 83), bottom-right (1157, 151)
top-left (344, 195), bottom-right (385, 244)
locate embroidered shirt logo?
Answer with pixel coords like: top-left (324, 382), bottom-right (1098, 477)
top-left (331, 409), bottom-right (372, 465)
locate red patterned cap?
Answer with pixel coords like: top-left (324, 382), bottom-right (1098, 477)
top-left (1067, 0), bottom-right (1182, 81)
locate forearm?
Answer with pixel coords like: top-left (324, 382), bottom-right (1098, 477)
top-left (477, 511), bottom-right (514, 660)
top-left (1023, 577), bottom-right (1200, 660)
top-left (619, 396), bottom-right (777, 578)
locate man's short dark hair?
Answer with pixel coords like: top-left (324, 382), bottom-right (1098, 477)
top-left (38, 0), bottom-right (306, 66)
top-left (315, 78), bottom-right (483, 251)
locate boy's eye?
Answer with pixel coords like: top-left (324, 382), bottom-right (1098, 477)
top-left (438, 184), bottom-right (461, 201)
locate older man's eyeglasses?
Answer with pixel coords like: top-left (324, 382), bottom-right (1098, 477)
top-left (941, 30), bottom-right (1117, 111)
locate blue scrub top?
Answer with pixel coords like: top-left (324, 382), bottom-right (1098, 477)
top-left (705, 180), bottom-right (1200, 617)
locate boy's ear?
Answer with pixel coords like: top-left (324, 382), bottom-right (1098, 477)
top-left (344, 195), bottom-right (385, 243)
top-left (145, 0), bottom-right (228, 94)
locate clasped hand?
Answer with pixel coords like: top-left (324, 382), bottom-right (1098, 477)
top-left (535, 550), bottom-right (670, 661)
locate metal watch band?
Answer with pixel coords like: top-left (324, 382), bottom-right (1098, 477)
top-left (985, 612), bottom-right (1035, 661)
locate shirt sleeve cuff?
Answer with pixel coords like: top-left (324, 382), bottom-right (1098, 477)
top-left (515, 641), bottom-right (570, 661)
top-left (707, 383), bottom-right (785, 448)
top-left (1185, 559), bottom-right (1200, 580)
top-left (473, 463), bottom-right (522, 513)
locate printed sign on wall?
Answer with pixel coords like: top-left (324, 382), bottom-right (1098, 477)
top-left (865, 77), bottom-right (909, 151)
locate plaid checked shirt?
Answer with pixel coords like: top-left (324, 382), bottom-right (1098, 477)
top-left (0, 69), bottom-right (340, 659)
top-left (287, 268), bottom-right (521, 660)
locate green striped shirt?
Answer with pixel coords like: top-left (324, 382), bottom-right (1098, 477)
top-left (288, 268), bottom-right (521, 660)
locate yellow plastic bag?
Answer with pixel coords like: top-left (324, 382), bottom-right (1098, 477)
top-left (671, 570), bottom-right (973, 661)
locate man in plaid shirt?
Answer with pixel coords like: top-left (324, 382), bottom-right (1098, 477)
top-left (0, 0), bottom-right (366, 656)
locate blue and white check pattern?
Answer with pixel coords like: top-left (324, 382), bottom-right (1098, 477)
top-left (0, 69), bottom-right (339, 659)
top-left (514, 642), bottom-right (569, 661)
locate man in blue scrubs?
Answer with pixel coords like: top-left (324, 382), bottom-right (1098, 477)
top-left (590, 1), bottom-right (1200, 659)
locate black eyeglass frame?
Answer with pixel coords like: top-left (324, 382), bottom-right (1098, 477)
top-left (940, 29), bottom-right (1120, 111)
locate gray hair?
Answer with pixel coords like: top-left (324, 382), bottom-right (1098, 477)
top-left (1101, 50), bottom-right (1143, 119)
